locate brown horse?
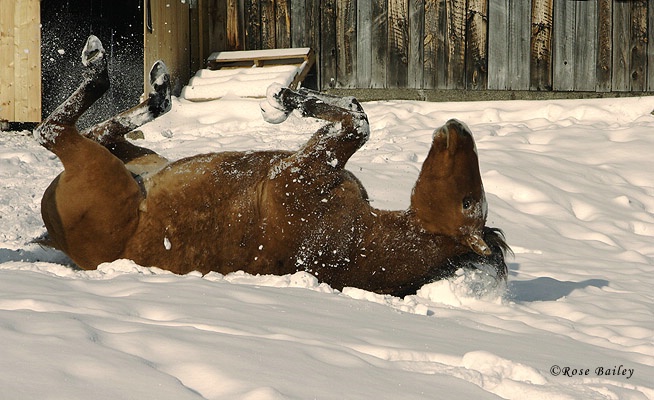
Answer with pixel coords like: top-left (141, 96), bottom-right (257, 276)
top-left (35, 36), bottom-right (509, 297)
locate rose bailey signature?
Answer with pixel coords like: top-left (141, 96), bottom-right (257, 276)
top-left (550, 365), bottom-right (635, 379)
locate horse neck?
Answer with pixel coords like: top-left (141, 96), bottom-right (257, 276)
top-left (354, 208), bottom-right (465, 294)
top-left (409, 145), bottom-right (444, 218)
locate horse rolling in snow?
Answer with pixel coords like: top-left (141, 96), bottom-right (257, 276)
top-left (35, 35), bottom-right (509, 297)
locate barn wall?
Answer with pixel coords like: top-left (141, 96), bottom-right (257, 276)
top-left (0, 0), bottom-right (41, 123)
top-left (207, 0), bottom-right (654, 92)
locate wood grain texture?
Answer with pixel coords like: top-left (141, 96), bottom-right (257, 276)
top-left (466, 0), bottom-right (488, 90)
top-left (0, 0), bottom-right (17, 121)
top-left (357, 0), bottom-right (373, 87)
top-left (530, 0), bottom-right (553, 90)
top-left (245, 0), bottom-right (262, 50)
top-left (145, 0), bottom-right (190, 96)
top-left (409, 0), bottom-right (425, 89)
top-left (424, 0), bottom-right (446, 89)
top-left (321, 0), bottom-right (338, 88)
top-left (260, 0), bottom-right (276, 49)
top-left (596, 0), bottom-right (612, 92)
top-left (388, 0), bottom-right (410, 87)
top-left (276, 0), bottom-right (292, 48)
top-left (629, 0), bottom-right (647, 91)
top-left (336, 0), bottom-right (357, 87)
top-left (445, 0), bottom-right (466, 89)
top-left (1, 0), bottom-right (41, 122)
top-left (371, 0), bottom-right (389, 88)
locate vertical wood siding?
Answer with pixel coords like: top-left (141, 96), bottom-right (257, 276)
top-left (0, 0), bottom-right (41, 122)
top-left (221, 0), bottom-right (654, 92)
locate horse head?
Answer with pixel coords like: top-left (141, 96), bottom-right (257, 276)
top-left (410, 119), bottom-right (491, 256)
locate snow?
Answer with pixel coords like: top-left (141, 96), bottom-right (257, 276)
top-left (1, 91), bottom-right (654, 399)
top-left (182, 65), bottom-right (304, 100)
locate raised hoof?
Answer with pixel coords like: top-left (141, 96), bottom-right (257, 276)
top-left (260, 84), bottom-right (292, 124)
top-left (148, 60), bottom-right (172, 118)
top-left (81, 35), bottom-right (106, 68)
top-left (80, 35), bottom-right (109, 94)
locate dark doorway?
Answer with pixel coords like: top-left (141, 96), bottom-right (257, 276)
top-left (41, 0), bottom-right (143, 129)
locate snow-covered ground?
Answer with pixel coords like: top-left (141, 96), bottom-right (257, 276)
top-left (1, 93), bottom-right (653, 399)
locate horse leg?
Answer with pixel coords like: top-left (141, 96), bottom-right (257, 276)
top-left (261, 86), bottom-right (369, 170)
top-left (81, 60), bottom-right (172, 177)
top-left (35, 35), bottom-right (143, 269)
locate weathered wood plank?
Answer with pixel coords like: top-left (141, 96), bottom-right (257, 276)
top-left (530, 0), bottom-right (553, 90)
top-left (445, 0), bottom-right (466, 89)
top-left (306, 0), bottom-right (322, 88)
top-left (423, 0), bottom-right (446, 89)
top-left (573, 0), bottom-right (597, 91)
top-left (630, 0), bottom-right (647, 91)
top-left (612, 1), bottom-right (630, 91)
top-left (357, 0), bottom-right (373, 87)
top-left (489, 0), bottom-right (529, 90)
top-left (245, 0), bottom-right (262, 50)
top-left (260, 0), bottom-right (276, 49)
top-left (507, 0), bottom-right (530, 90)
top-left (466, 0), bottom-right (488, 90)
top-left (371, 0), bottom-right (388, 88)
top-left (276, 0), bottom-right (292, 48)
top-left (388, 0), bottom-right (410, 87)
top-left (649, 0), bottom-right (654, 91)
top-left (552, 0), bottom-right (574, 90)
top-left (488, 0), bottom-right (509, 90)
top-left (227, 0), bottom-right (243, 50)
top-left (0, 0), bottom-right (17, 121)
top-left (408, 0), bottom-right (425, 89)
top-left (321, 0), bottom-right (338, 88)
top-left (290, 0), bottom-right (307, 47)
top-left (336, 0), bottom-right (357, 87)
top-left (596, 0), bottom-right (612, 92)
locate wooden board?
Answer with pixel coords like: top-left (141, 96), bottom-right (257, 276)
top-left (371, 0), bottom-right (389, 88)
top-left (488, 0), bottom-right (508, 89)
top-left (144, 0), bottom-right (191, 96)
top-left (336, 0), bottom-right (357, 88)
top-left (245, 0), bottom-right (262, 50)
top-left (0, 0), bottom-right (41, 123)
top-left (321, 0), bottom-right (338, 88)
top-left (445, 0), bottom-right (466, 89)
top-left (630, 0), bottom-right (648, 92)
top-left (388, 0), bottom-right (410, 88)
top-left (596, 0), bottom-right (612, 92)
top-left (466, 0), bottom-right (488, 90)
top-left (356, 0), bottom-right (373, 88)
top-left (408, 0), bottom-right (425, 89)
top-left (649, 0), bottom-right (654, 91)
top-left (423, 0), bottom-right (446, 89)
top-left (208, 48), bottom-right (314, 65)
top-left (0, 0), bottom-right (17, 122)
top-left (230, 0), bottom-right (654, 93)
top-left (530, 0), bottom-right (553, 91)
top-left (276, 0), bottom-right (292, 49)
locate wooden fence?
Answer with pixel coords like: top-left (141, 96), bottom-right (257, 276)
top-left (210, 0), bottom-right (654, 92)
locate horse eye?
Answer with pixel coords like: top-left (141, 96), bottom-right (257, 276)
top-left (462, 197), bottom-right (473, 210)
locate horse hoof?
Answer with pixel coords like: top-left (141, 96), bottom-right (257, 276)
top-left (81, 35), bottom-right (105, 68)
top-left (260, 83), bottom-right (291, 124)
top-left (260, 99), bottom-right (290, 124)
top-left (149, 60), bottom-right (170, 89)
top-left (148, 60), bottom-right (172, 117)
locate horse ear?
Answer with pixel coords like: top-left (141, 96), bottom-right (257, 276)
top-left (466, 233), bottom-right (492, 256)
